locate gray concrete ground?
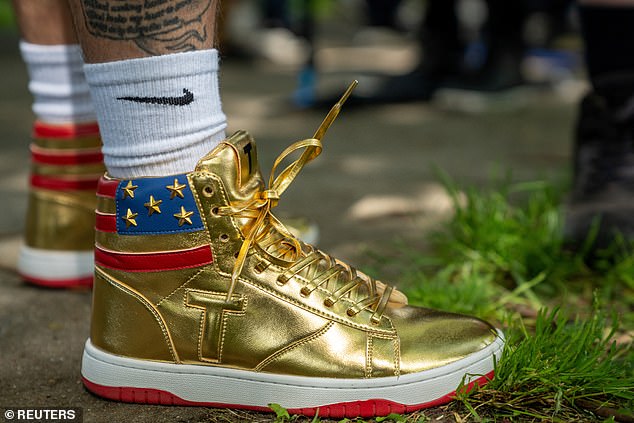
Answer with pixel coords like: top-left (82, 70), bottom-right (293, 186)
top-left (0, 25), bottom-right (579, 422)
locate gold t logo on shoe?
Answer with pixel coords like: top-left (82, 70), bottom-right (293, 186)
top-left (186, 289), bottom-right (246, 363)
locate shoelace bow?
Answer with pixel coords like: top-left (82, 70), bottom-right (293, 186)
top-left (218, 81), bottom-right (393, 325)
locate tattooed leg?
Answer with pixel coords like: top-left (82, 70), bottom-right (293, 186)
top-left (11, 0), bottom-right (95, 123)
top-left (64, 0), bottom-right (227, 178)
top-left (12, 0), bottom-right (78, 44)
top-left (66, 0), bottom-right (219, 63)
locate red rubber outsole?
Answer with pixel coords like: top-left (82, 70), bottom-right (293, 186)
top-left (82, 371), bottom-right (494, 419)
top-left (22, 274), bottom-right (93, 289)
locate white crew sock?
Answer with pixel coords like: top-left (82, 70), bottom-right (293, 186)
top-left (83, 49), bottom-right (227, 179)
top-left (19, 41), bottom-right (96, 124)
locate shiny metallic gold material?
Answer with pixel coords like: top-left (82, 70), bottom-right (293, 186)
top-left (25, 189), bottom-right (97, 250)
top-left (24, 130), bottom-right (104, 252)
top-left (122, 209), bottom-right (138, 228)
top-left (144, 195), bottom-right (163, 215)
top-left (91, 82), bottom-right (500, 383)
top-left (33, 134), bottom-right (101, 149)
top-left (166, 178), bottom-right (186, 199)
top-left (95, 227), bottom-right (209, 253)
top-left (31, 163), bottom-right (106, 176)
top-left (173, 206), bottom-right (194, 226)
top-left (122, 181), bottom-right (138, 199)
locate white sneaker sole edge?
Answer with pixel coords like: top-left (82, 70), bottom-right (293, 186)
top-left (18, 245), bottom-right (93, 287)
top-left (82, 331), bottom-right (504, 409)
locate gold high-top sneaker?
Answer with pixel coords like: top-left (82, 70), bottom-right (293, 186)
top-left (18, 121), bottom-right (104, 288)
top-left (82, 86), bottom-right (504, 419)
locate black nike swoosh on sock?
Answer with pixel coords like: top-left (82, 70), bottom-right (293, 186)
top-left (116, 88), bottom-right (194, 106)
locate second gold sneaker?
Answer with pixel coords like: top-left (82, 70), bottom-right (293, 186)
top-left (82, 92), bottom-right (504, 419)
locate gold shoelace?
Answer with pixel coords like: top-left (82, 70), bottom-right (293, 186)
top-left (217, 81), bottom-right (393, 325)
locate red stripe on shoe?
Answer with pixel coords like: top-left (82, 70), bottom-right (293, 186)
top-left (289, 372), bottom-right (493, 418)
top-left (31, 145), bottom-right (104, 165)
top-left (22, 273), bottom-right (93, 289)
top-left (97, 177), bottom-right (119, 198)
top-left (31, 174), bottom-right (100, 191)
top-left (95, 212), bottom-right (117, 233)
top-left (82, 372), bottom-right (494, 418)
top-left (33, 121), bottom-right (100, 139)
top-left (94, 245), bottom-right (213, 272)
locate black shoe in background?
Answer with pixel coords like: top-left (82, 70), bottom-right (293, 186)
top-left (565, 74), bottom-right (634, 251)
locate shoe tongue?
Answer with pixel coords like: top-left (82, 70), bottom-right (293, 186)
top-left (195, 131), bottom-right (265, 201)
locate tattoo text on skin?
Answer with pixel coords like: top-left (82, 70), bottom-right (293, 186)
top-left (80, 0), bottom-right (211, 55)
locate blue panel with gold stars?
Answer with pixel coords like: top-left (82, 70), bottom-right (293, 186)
top-left (115, 174), bottom-right (204, 235)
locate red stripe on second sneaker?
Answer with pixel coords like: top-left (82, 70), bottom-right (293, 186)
top-left (31, 146), bottom-right (104, 165)
top-left (94, 245), bottom-right (213, 272)
top-left (31, 174), bottom-right (100, 191)
top-left (33, 121), bottom-right (100, 139)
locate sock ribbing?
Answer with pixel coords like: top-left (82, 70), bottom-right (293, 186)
top-left (19, 41), bottom-right (95, 124)
top-left (83, 49), bottom-right (227, 179)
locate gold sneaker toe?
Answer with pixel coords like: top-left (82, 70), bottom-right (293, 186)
top-left (388, 306), bottom-right (498, 374)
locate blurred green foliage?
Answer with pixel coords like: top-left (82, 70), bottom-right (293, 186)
top-left (0, 0), bottom-right (15, 29)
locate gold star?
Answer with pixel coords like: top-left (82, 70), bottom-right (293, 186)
top-left (122, 208), bottom-right (138, 228)
top-left (143, 195), bottom-right (163, 216)
top-left (174, 206), bottom-right (194, 226)
top-left (166, 178), bottom-right (186, 199)
top-left (122, 180), bottom-right (138, 199)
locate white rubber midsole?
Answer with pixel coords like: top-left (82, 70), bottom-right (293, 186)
top-left (18, 245), bottom-right (93, 281)
top-left (82, 331), bottom-right (504, 408)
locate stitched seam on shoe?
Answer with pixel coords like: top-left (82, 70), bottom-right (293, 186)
top-left (156, 268), bottom-right (205, 307)
top-left (94, 244), bottom-right (213, 272)
top-left (190, 172), bottom-right (238, 234)
top-left (95, 266), bottom-right (179, 362)
top-left (112, 175), bottom-right (206, 235)
top-left (366, 335), bottom-right (373, 378)
top-left (254, 321), bottom-right (334, 372)
top-left (217, 297), bottom-right (248, 363)
top-left (190, 172), bottom-right (240, 278)
top-left (238, 273), bottom-right (395, 335)
top-left (188, 173), bottom-right (214, 247)
top-left (393, 335), bottom-right (401, 377)
top-left (256, 257), bottom-right (392, 332)
top-left (115, 188), bottom-right (205, 235)
top-left (196, 305), bottom-right (206, 362)
top-left (183, 288), bottom-right (248, 364)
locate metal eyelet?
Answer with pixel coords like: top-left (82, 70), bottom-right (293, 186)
top-left (211, 207), bottom-right (219, 216)
top-left (202, 185), bottom-right (214, 197)
top-left (220, 234), bottom-right (230, 242)
top-left (254, 261), bottom-right (268, 273)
